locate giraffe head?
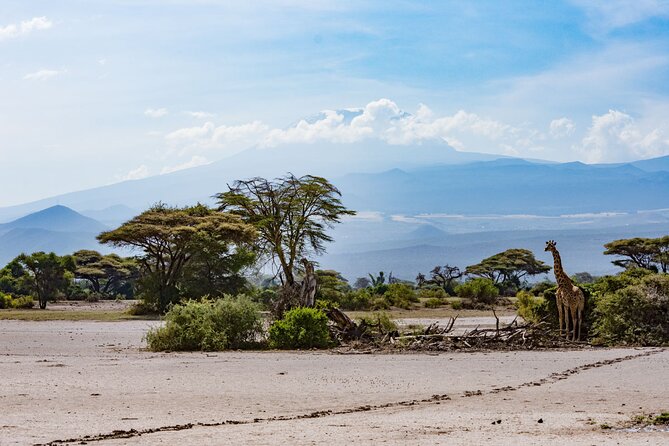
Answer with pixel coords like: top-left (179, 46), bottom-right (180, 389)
top-left (544, 240), bottom-right (557, 252)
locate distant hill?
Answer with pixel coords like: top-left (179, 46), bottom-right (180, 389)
top-left (0, 206), bottom-right (108, 264)
top-left (0, 205), bottom-right (108, 234)
top-left (321, 224), bottom-right (669, 281)
top-left (335, 158), bottom-right (669, 215)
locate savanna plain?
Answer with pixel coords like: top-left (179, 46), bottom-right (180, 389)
top-left (0, 302), bottom-right (666, 446)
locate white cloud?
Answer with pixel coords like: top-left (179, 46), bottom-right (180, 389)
top-left (144, 108), bottom-right (169, 118)
top-left (166, 120), bottom-right (270, 157)
top-left (121, 165), bottom-right (150, 181)
top-left (23, 69), bottom-right (64, 81)
top-left (161, 155), bottom-right (210, 174)
top-left (577, 109), bottom-right (669, 162)
top-left (0, 16), bottom-right (52, 41)
top-left (185, 111), bottom-right (216, 119)
top-left (343, 211), bottom-right (384, 222)
top-left (549, 118), bottom-right (576, 138)
top-left (570, 0), bottom-right (669, 33)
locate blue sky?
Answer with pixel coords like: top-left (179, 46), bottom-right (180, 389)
top-left (1, 1), bottom-right (669, 206)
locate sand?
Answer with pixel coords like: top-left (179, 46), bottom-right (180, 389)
top-left (0, 319), bottom-right (666, 445)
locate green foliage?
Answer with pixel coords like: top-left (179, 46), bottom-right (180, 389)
top-left (268, 307), bottom-right (331, 349)
top-left (383, 283), bottom-right (417, 309)
top-left (73, 250), bottom-right (138, 299)
top-left (14, 252), bottom-right (75, 309)
top-left (417, 287), bottom-right (448, 300)
top-left (98, 203), bottom-right (256, 312)
top-left (450, 298), bottom-right (463, 310)
top-left (514, 290), bottom-right (544, 323)
top-left (146, 296), bottom-right (264, 351)
top-left (592, 273), bottom-right (669, 346)
top-left (0, 292), bottom-right (34, 309)
top-left (424, 297), bottom-right (443, 308)
top-left (455, 278), bottom-right (499, 306)
top-left (216, 174), bottom-right (354, 293)
top-left (465, 249), bottom-right (550, 295)
top-left (357, 311), bottom-right (398, 335)
top-left (315, 270), bottom-right (352, 306)
top-left (604, 236), bottom-right (669, 273)
top-left (337, 288), bottom-right (373, 311)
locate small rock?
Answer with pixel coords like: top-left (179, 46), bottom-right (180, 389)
top-left (538, 418), bottom-right (544, 423)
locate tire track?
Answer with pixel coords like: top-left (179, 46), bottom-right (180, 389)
top-left (38, 348), bottom-right (664, 445)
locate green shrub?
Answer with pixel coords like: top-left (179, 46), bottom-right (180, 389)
top-left (371, 296), bottom-right (390, 310)
top-left (424, 297), bottom-right (443, 308)
top-left (455, 278), bottom-right (499, 306)
top-left (146, 296), bottom-right (264, 351)
top-left (450, 298), bottom-right (463, 310)
top-left (358, 311), bottom-right (398, 335)
top-left (417, 287), bottom-right (448, 300)
top-left (592, 273), bottom-right (669, 346)
top-left (337, 289), bottom-right (373, 310)
top-left (383, 283), bottom-right (417, 309)
top-left (515, 291), bottom-right (544, 323)
top-left (268, 307), bottom-right (331, 349)
top-left (0, 293), bottom-right (34, 309)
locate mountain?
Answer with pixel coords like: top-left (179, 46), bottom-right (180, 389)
top-left (321, 223), bottom-right (669, 281)
top-left (0, 139), bottom-right (494, 222)
top-left (334, 158), bottom-right (669, 215)
top-left (0, 205), bottom-right (108, 234)
top-left (80, 205), bottom-right (139, 227)
top-left (0, 206), bottom-right (109, 264)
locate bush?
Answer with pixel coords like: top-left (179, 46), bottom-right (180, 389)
top-left (146, 296), bottom-right (264, 351)
top-left (358, 311), bottom-right (398, 335)
top-left (515, 291), bottom-right (544, 323)
top-left (455, 278), bottom-right (499, 306)
top-left (337, 289), bottom-right (373, 310)
top-left (450, 298), bottom-right (463, 310)
top-left (268, 307), bottom-right (331, 349)
top-left (417, 287), bottom-right (448, 300)
top-left (592, 273), bottom-right (669, 346)
top-left (383, 283), bottom-right (417, 309)
top-left (424, 297), bottom-right (443, 308)
top-left (0, 293), bottom-right (34, 309)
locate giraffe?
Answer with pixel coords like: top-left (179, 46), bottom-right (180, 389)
top-left (544, 240), bottom-right (585, 341)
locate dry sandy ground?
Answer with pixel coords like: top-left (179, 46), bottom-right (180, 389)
top-left (0, 320), bottom-right (666, 445)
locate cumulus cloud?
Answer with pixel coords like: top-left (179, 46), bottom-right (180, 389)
top-left (121, 165), bottom-right (150, 181)
top-left (549, 118), bottom-right (576, 138)
top-left (23, 69), bottom-right (64, 81)
top-left (577, 109), bottom-right (669, 162)
top-left (163, 99), bottom-right (669, 163)
top-left (144, 108), bottom-right (169, 118)
top-left (0, 16), bottom-right (52, 41)
top-left (161, 155), bottom-right (209, 174)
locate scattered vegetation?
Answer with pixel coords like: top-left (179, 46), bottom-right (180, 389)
top-left (268, 307), bottom-right (331, 349)
top-left (146, 296), bottom-right (263, 351)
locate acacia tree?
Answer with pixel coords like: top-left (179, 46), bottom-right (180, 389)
top-left (429, 265), bottom-right (462, 294)
top-left (16, 252), bottom-right (75, 309)
top-left (97, 204), bottom-right (256, 312)
top-left (465, 249), bottom-right (550, 294)
top-left (216, 174), bottom-right (354, 307)
top-left (604, 236), bottom-right (669, 273)
top-left (73, 250), bottom-right (139, 298)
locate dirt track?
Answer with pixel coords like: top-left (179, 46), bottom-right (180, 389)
top-left (0, 319), bottom-right (667, 445)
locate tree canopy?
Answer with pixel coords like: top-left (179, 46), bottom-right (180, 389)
top-left (604, 236), bottom-right (669, 273)
top-left (465, 248), bottom-right (550, 292)
top-left (73, 250), bottom-right (138, 298)
top-left (216, 174), bottom-right (354, 288)
top-left (97, 203), bottom-right (256, 311)
top-left (16, 252), bottom-right (75, 309)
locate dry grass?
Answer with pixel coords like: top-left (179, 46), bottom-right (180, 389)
top-left (345, 305), bottom-right (516, 320)
top-left (0, 309), bottom-right (156, 321)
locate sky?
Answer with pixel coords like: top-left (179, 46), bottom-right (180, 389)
top-left (1, 0), bottom-right (669, 206)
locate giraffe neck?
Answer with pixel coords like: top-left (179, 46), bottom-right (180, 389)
top-left (551, 250), bottom-right (572, 287)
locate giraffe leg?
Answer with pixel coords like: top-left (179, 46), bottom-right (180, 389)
top-left (570, 305), bottom-right (578, 341)
top-left (556, 291), bottom-right (565, 337)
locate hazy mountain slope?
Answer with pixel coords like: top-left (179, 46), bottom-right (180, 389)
top-left (0, 205), bottom-right (108, 234)
top-left (0, 139), bottom-right (488, 222)
top-left (0, 228), bottom-right (106, 264)
top-left (335, 159), bottom-right (669, 215)
top-left (321, 224), bottom-right (669, 281)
